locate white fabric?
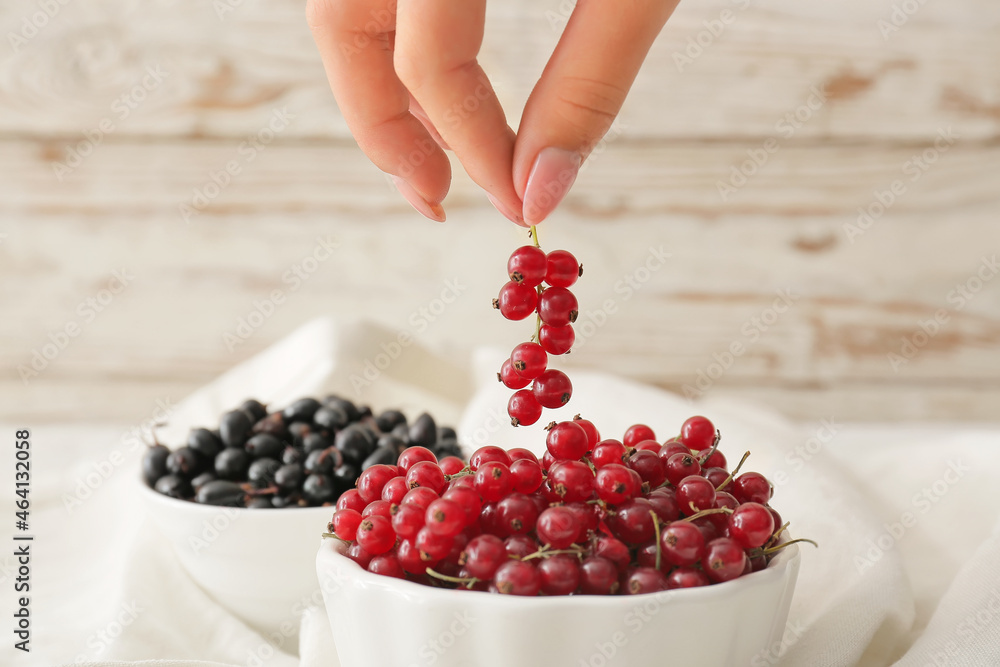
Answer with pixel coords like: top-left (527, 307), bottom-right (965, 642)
top-left (5, 318), bottom-right (999, 667)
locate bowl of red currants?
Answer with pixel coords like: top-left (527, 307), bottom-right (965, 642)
top-left (317, 416), bottom-right (806, 667)
top-left (139, 394), bottom-right (466, 644)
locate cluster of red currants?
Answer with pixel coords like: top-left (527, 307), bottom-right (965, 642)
top-left (494, 241), bottom-right (582, 426)
top-left (326, 415), bottom-right (805, 596)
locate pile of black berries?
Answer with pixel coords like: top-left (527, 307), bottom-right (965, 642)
top-left (142, 395), bottom-right (464, 508)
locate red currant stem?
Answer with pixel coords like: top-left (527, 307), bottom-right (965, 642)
top-left (765, 521), bottom-right (792, 548)
top-left (715, 450), bottom-right (752, 492)
top-left (529, 225), bottom-right (540, 248)
top-left (426, 568), bottom-right (480, 589)
top-left (444, 469), bottom-right (473, 480)
top-left (697, 430), bottom-right (723, 466)
top-left (519, 545), bottom-right (585, 561)
top-left (321, 532), bottom-right (352, 544)
top-left (679, 507), bottom-right (734, 522)
top-left (649, 510), bottom-right (663, 571)
top-left (762, 538), bottom-right (819, 555)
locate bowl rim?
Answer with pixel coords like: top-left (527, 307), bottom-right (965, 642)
top-left (317, 534), bottom-right (800, 608)
top-left (138, 478), bottom-right (333, 514)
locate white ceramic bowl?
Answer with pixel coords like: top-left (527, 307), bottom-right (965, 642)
top-left (140, 483), bottom-right (331, 644)
top-left (316, 537), bottom-right (800, 667)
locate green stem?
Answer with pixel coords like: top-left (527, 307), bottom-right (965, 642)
top-left (679, 507), bottom-right (733, 523)
top-left (762, 538), bottom-right (819, 555)
top-left (715, 450), bottom-right (751, 492)
top-left (650, 510), bottom-right (662, 571)
top-left (426, 568), bottom-right (479, 588)
top-left (321, 532), bottom-right (351, 544)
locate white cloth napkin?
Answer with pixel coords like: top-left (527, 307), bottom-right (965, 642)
top-left (5, 318), bottom-right (999, 667)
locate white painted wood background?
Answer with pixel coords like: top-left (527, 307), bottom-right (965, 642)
top-left (1, 0), bottom-right (998, 424)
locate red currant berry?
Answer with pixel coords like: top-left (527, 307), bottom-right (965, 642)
top-left (473, 461), bottom-right (514, 502)
top-left (469, 446), bottom-right (513, 470)
top-left (607, 498), bottom-right (656, 544)
top-left (728, 502), bottom-right (775, 549)
top-left (647, 488), bottom-right (681, 522)
top-left (546, 421), bottom-right (589, 461)
top-left (507, 448), bottom-right (539, 464)
top-left (591, 439), bottom-right (627, 468)
top-left (357, 464), bottom-right (399, 503)
top-left (595, 464), bottom-right (641, 505)
top-left (659, 520), bottom-right (706, 567)
top-left (400, 486), bottom-right (439, 512)
top-left (633, 439), bottom-right (661, 453)
top-left (495, 281), bottom-right (538, 321)
top-left (425, 498), bottom-right (466, 537)
top-left (548, 460), bottom-right (595, 502)
top-left (768, 506), bottom-right (782, 535)
top-left (438, 456), bottom-right (465, 476)
top-left (563, 501), bottom-right (598, 541)
top-left (336, 489), bottom-right (366, 513)
top-left (733, 472), bottom-right (772, 505)
top-left (460, 534), bottom-right (507, 580)
top-left (667, 566), bottom-right (710, 589)
top-left (702, 537), bottom-right (747, 582)
top-left (507, 245), bottom-right (547, 287)
top-left (533, 369), bottom-right (573, 409)
top-left (396, 538), bottom-right (432, 574)
top-left (346, 542), bottom-right (373, 568)
top-left (494, 560), bottom-right (541, 596)
top-left (665, 452), bottom-right (702, 487)
top-left (680, 416), bottom-right (716, 451)
top-left (510, 458), bottom-right (544, 494)
top-left (626, 567), bottom-right (669, 595)
top-left (498, 358), bottom-right (531, 390)
top-left (381, 476), bottom-right (409, 505)
top-left (703, 467), bottom-right (731, 491)
top-left (442, 486), bottom-right (482, 525)
top-left (538, 554), bottom-right (581, 596)
top-left (536, 506), bottom-right (581, 549)
top-left (331, 509), bottom-right (362, 541)
top-left (571, 417), bottom-right (600, 448)
top-left (367, 552), bottom-right (405, 579)
top-left (593, 535), bottom-right (631, 572)
top-left (508, 390), bottom-right (542, 427)
top-left (415, 526), bottom-right (453, 561)
top-left (390, 503), bottom-right (425, 540)
top-left (697, 448), bottom-right (727, 469)
top-left (627, 449), bottom-right (667, 487)
top-left (623, 424), bottom-right (656, 449)
top-left (539, 324), bottom-right (575, 355)
top-left (503, 534), bottom-right (538, 560)
top-left (537, 287), bottom-right (578, 326)
top-left (579, 556), bottom-right (620, 595)
top-left (361, 500), bottom-right (392, 520)
top-left (510, 342), bottom-right (548, 380)
top-left (545, 249), bottom-right (581, 288)
top-left (355, 515), bottom-right (396, 555)
top-left (405, 461), bottom-right (447, 494)
top-left (658, 440), bottom-right (690, 465)
top-left (495, 492), bottom-right (540, 536)
top-left (397, 447), bottom-right (437, 475)
top-left (676, 475), bottom-right (717, 514)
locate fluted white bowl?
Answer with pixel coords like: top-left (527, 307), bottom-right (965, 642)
top-left (316, 537), bottom-right (800, 667)
top-left (140, 483), bottom-right (331, 645)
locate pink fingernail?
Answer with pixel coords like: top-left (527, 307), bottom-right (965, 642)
top-left (487, 194), bottom-right (525, 226)
top-left (522, 148), bottom-right (582, 225)
top-left (391, 176), bottom-right (446, 222)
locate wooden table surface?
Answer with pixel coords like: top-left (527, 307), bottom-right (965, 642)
top-left (1, 0), bottom-right (998, 425)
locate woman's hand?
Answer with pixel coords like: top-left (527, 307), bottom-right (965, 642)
top-left (307, 0), bottom-right (681, 225)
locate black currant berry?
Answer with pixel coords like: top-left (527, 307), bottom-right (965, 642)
top-left (408, 413), bottom-right (437, 448)
top-left (283, 397), bottom-right (322, 423)
top-left (301, 432), bottom-right (330, 453)
top-left (288, 422), bottom-right (312, 441)
top-left (433, 440), bottom-right (463, 459)
top-left (275, 463), bottom-right (305, 492)
top-left (141, 444), bottom-right (170, 487)
top-left (335, 425), bottom-right (375, 465)
top-left (187, 428), bottom-right (223, 459)
top-left (376, 434), bottom-right (407, 455)
top-left (375, 410), bottom-right (407, 433)
top-left (271, 495), bottom-right (295, 508)
top-left (314, 406), bottom-right (350, 433)
top-left (304, 447), bottom-right (342, 476)
top-left (247, 458), bottom-right (281, 488)
top-left (437, 426), bottom-right (458, 442)
top-left (196, 480), bottom-right (247, 506)
top-left (248, 497), bottom-right (273, 509)
top-left (332, 462), bottom-right (359, 493)
top-left (252, 412), bottom-right (288, 438)
top-left (361, 444), bottom-right (398, 470)
top-left (240, 398), bottom-right (268, 422)
top-left (281, 447), bottom-right (305, 465)
top-left (154, 474), bottom-right (192, 499)
top-left (166, 447), bottom-right (207, 478)
top-left (245, 434), bottom-right (283, 460)
top-left (219, 410), bottom-right (253, 448)
top-left (323, 395), bottom-right (361, 422)
top-left (214, 447), bottom-right (251, 481)
top-left (302, 473), bottom-right (337, 505)
top-left (191, 472), bottom-right (216, 490)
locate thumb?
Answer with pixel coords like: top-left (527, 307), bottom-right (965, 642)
top-left (513, 0), bottom-right (680, 225)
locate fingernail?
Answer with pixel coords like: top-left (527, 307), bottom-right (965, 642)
top-left (391, 176), bottom-right (446, 222)
top-left (522, 147), bottom-right (582, 225)
top-left (487, 194), bottom-right (524, 226)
